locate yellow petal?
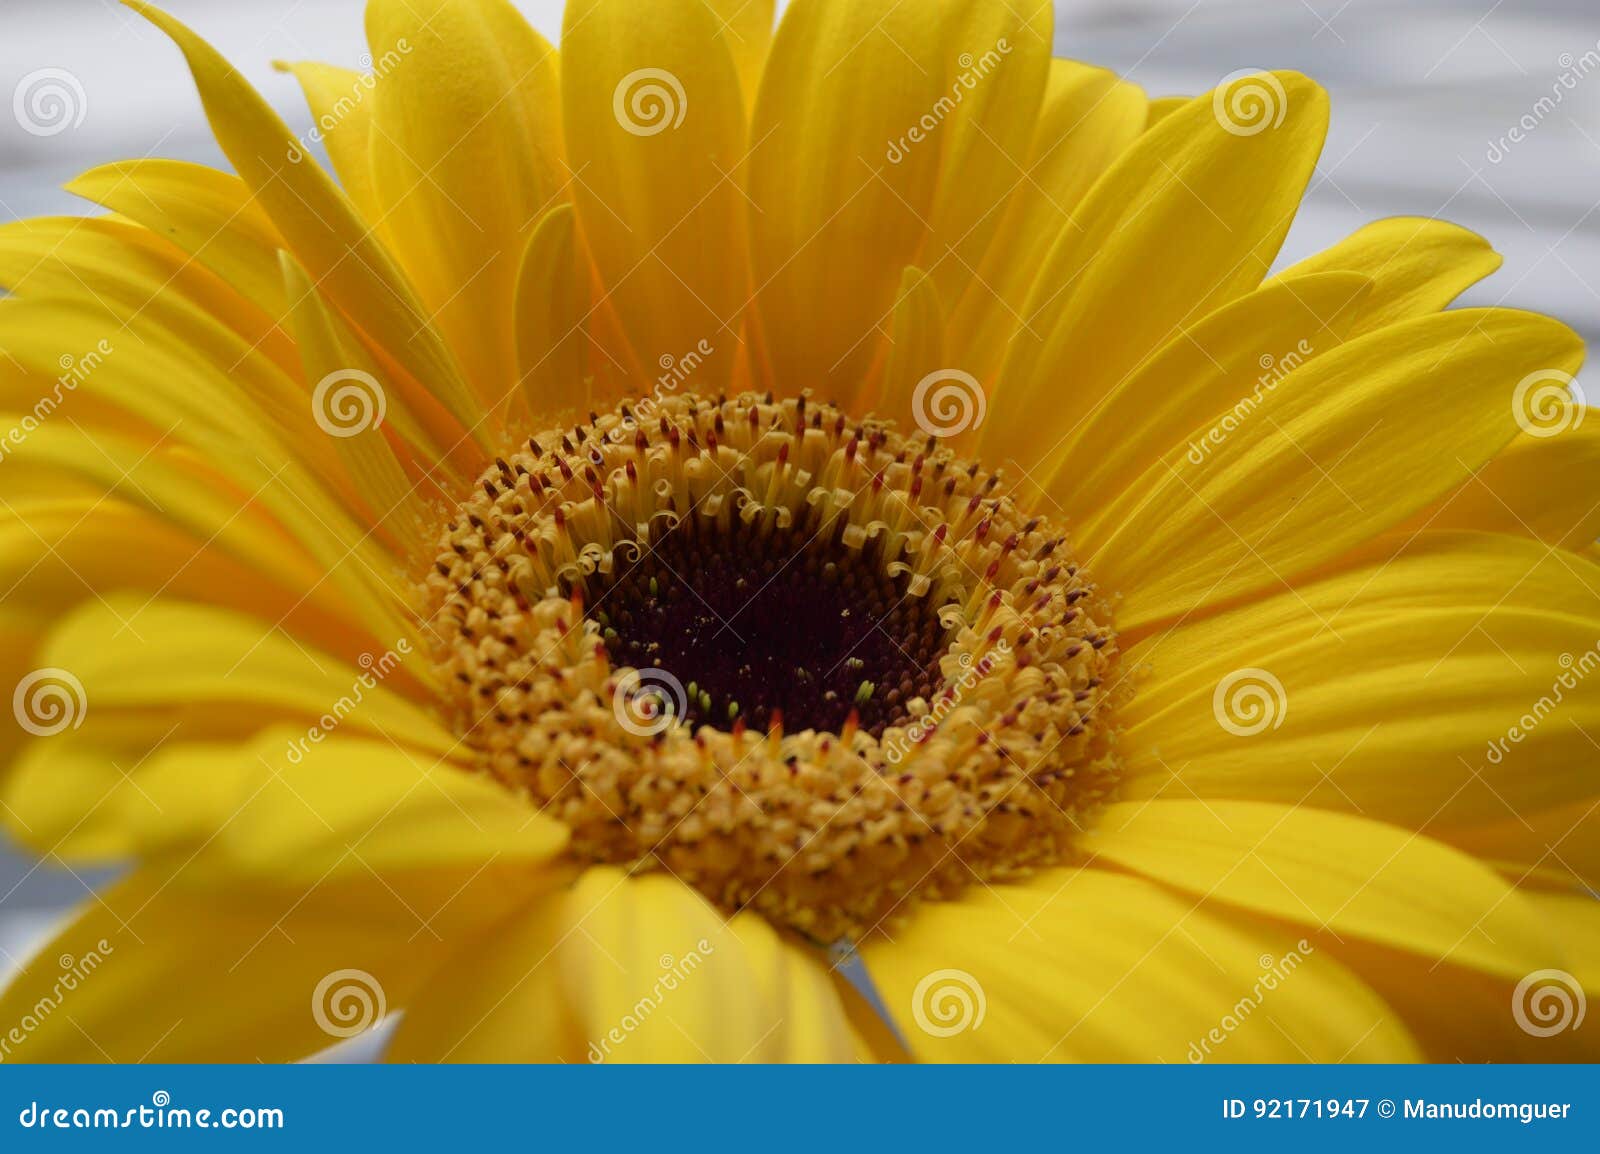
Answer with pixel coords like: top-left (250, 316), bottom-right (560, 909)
top-left (1443, 798), bottom-right (1600, 893)
top-left (947, 60), bottom-right (1147, 380)
top-left (749, 0), bottom-right (1051, 400)
top-left (706, 0), bottom-right (774, 111)
top-left (515, 203), bottom-right (592, 416)
top-left (279, 249), bottom-right (437, 545)
top-left (166, 730), bottom-right (567, 881)
top-left (1329, 934), bottom-right (1599, 1061)
top-left (391, 867), bottom-right (860, 1062)
top-left (1118, 530), bottom-right (1600, 825)
top-left (1275, 216), bottom-right (1502, 335)
top-left (273, 61), bottom-right (383, 224)
top-left (2, 596), bottom-right (452, 858)
top-left (862, 869), bottom-right (1418, 1062)
top-left (1055, 270), bottom-right (1372, 538)
top-left (983, 72), bottom-right (1329, 472)
top-left (1144, 94), bottom-right (1189, 127)
top-left (64, 159), bottom-right (289, 331)
top-left (560, 0), bottom-right (747, 392)
top-left (0, 215), bottom-right (299, 403)
top-left (365, 0), bottom-right (565, 413)
top-left (1417, 424), bottom-right (1600, 549)
top-left (875, 266), bottom-right (946, 430)
top-left (1088, 800), bottom-right (1562, 981)
top-left (123, 1), bottom-right (484, 443)
top-left (0, 861), bottom-right (529, 1062)
top-left (1095, 309), bottom-right (1585, 634)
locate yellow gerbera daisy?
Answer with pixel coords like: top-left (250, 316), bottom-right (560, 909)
top-left (0, 0), bottom-right (1595, 1064)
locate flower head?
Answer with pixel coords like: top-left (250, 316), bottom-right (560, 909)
top-left (0, 0), bottom-right (1594, 1064)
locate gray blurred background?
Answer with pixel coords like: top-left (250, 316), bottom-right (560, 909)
top-left (2, 0), bottom-right (1598, 977)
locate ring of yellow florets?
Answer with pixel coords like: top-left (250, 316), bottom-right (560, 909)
top-left (423, 391), bottom-right (1121, 941)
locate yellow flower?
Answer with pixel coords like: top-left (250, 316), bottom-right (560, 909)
top-left (0, 0), bottom-right (1595, 1063)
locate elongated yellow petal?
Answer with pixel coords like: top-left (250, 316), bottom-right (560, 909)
top-left (1054, 270), bottom-right (1371, 537)
top-left (983, 72), bottom-right (1329, 472)
top-left (947, 60), bottom-right (1147, 380)
top-left (1087, 800), bottom-right (1563, 980)
top-left (749, 0), bottom-right (1050, 400)
top-left (1095, 309), bottom-right (1585, 634)
top-left (366, 0), bottom-right (565, 413)
top-left (863, 869), bottom-right (1418, 1062)
top-left (515, 203), bottom-right (593, 417)
top-left (1118, 531), bottom-right (1600, 825)
top-left (274, 61), bottom-right (384, 223)
top-left (64, 159), bottom-right (289, 331)
top-left (1444, 798), bottom-right (1600, 893)
top-left (123, 0), bottom-right (484, 444)
top-left (706, 0), bottom-right (774, 111)
top-left (1275, 216), bottom-right (1502, 335)
top-left (876, 266), bottom-right (946, 430)
top-left (280, 250), bottom-right (437, 546)
top-left (1416, 425), bottom-right (1600, 549)
top-left (2, 597), bottom-right (453, 858)
top-left (0, 861), bottom-right (531, 1062)
top-left (170, 729), bottom-right (566, 881)
top-left (0, 215), bottom-right (299, 400)
top-left (390, 867), bottom-right (860, 1062)
top-left (560, 0), bottom-right (747, 392)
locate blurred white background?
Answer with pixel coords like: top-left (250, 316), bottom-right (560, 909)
top-left (2, 0), bottom-right (1598, 973)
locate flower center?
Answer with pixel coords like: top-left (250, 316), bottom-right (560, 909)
top-left (423, 391), bottom-right (1122, 941)
top-left (591, 519), bottom-right (948, 737)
